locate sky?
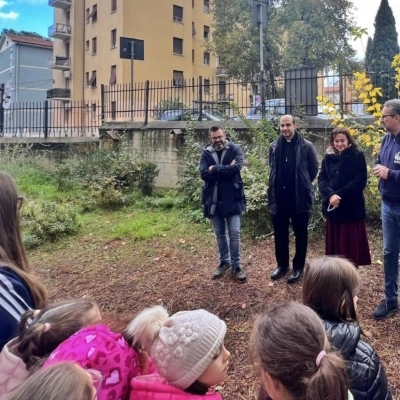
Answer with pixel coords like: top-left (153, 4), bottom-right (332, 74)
top-left (0, 0), bottom-right (399, 59)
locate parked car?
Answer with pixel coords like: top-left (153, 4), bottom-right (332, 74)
top-left (157, 109), bottom-right (227, 121)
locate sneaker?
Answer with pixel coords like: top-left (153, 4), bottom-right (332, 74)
top-left (231, 268), bottom-right (247, 283)
top-left (372, 299), bottom-right (399, 320)
top-left (212, 263), bottom-right (231, 279)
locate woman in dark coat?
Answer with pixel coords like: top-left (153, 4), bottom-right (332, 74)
top-left (318, 127), bottom-right (371, 266)
top-left (303, 257), bottom-right (392, 400)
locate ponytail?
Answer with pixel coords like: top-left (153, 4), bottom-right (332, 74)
top-left (307, 351), bottom-right (349, 400)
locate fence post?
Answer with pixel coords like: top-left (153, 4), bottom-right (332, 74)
top-left (44, 100), bottom-right (49, 139)
top-left (100, 84), bottom-right (105, 124)
top-left (0, 84), bottom-right (4, 136)
top-left (144, 80), bottom-right (150, 125)
top-left (198, 76), bottom-right (203, 121)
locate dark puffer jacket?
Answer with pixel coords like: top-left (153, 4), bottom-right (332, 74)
top-left (323, 320), bottom-right (392, 400)
top-left (318, 145), bottom-right (367, 221)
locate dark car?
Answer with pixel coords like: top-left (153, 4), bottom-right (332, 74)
top-left (157, 109), bottom-right (227, 121)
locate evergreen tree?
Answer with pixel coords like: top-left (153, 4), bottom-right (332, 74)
top-left (365, 36), bottom-right (373, 70)
top-left (369, 0), bottom-right (399, 101)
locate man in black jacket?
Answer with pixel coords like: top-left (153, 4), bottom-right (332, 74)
top-left (200, 126), bottom-right (247, 283)
top-left (268, 115), bottom-right (318, 283)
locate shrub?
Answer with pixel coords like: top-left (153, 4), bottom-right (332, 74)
top-left (22, 200), bottom-right (81, 248)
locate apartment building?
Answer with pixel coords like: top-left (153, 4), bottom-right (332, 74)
top-left (47, 0), bottom-right (226, 105)
top-left (0, 34), bottom-right (53, 102)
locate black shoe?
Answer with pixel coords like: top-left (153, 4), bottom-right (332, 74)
top-left (231, 268), bottom-right (247, 283)
top-left (212, 263), bottom-right (231, 279)
top-left (287, 269), bottom-right (303, 284)
top-left (372, 299), bottom-right (399, 320)
top-left (271, 266), bottom-right (289, 281)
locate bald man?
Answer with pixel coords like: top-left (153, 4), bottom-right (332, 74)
top-left (268, 115), bottom-right (318, 284)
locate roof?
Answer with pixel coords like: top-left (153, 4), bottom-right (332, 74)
top-left (4, 34), bottom-right (53, 48)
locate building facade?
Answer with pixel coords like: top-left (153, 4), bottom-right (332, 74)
top-left (0, 34), bottom-right (53, 103)
top-left (48, 0), bottom-right (225, 104)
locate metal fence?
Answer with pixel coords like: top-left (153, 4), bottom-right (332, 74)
top-left (0, 68), bottom-right (397, 138)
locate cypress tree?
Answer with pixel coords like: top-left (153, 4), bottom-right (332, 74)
top-left (369, 0), bottom-right (399, 101)
top-left (365, 36), bottom-right (373, 70)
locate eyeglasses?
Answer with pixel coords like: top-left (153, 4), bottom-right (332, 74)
top-left (86, 369), bottom-right (103, 400)
top-left (381, 114), bottom-right (396, 119)
top-left (210, 135), bottom-right (224, 141)
top-left (17, 196), bottom-right (24, 210)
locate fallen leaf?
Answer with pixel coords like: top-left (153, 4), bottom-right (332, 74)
top-left (268, 282), bottom-right (274, 287)
top-left (179, 239), bottom-right (186, 244)
top-left (377, 260), bottom-right (382, 265)
top-left (154, 257), bottom-right (161, 261)
top-left (241, 303), bottom-right (246, 309)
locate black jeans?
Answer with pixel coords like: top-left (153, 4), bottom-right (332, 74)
top-left (272, 211), bottom-right (309, 271)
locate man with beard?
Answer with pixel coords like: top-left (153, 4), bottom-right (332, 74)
top-left (372, 99), bottom-right (400, 319)
top-left (200, 126), bottom-right (247, 283)
top-left (268, 115), bottom-right (318, 284)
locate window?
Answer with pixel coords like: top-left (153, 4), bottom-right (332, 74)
top-left (85, 72), bottom-right (90, 86)
top-left (173, 70), bottom-right (184, 87)
top-left (89, 4), bottom-right (97, 22)
top-left (192, 0), bottom-right (195, 7)
top-left (111, 0), bottom-right (117, 12)
top-left (219, 80), bottom-right (226, 95)
top-left (92, 37), bottom-right (97, 54)
top-left (192, 22), bottom-right (196, 36)
top-left (204, 79), bottom-right (210, 93)
top-left (88, 71), bottom-right (97, 88)
top-left (204, 0), bottom-right (210, 13)
top-left (66, 11), bottom-right (70, 24)
top-left (192, 49), bottom-right (195, 63)
top-left (173, 5), bottom-right (183, 23)
top-left (109, 65), bottom-right (117, 84)
top-left (85, 40), bottom-right (90, 51)
top-left (204, 52), bottom-right (210, 65)
top-left (111, 101), bottom-right (117, 120)
top-left (173, 37), bottom-right (183, 55)
top-left (111, 29), bottom-right (117, 48)
top-left (91, 103), bottom-right (97, 121)
top-left (86, 8), bottom-right (90, 23)
top-left (203, 25), bottom-right (210, 40)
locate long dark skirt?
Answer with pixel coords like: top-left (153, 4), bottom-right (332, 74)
top-left (325, 219), bottom-right (371, 267)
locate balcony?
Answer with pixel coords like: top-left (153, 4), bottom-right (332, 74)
top-left (46, 88), bottom-right (71, 101)
top-left (48, 0), bottom-right (71, 9)
top-left (216, 66), bottom-right (228, 77)
top-left (48, 56), bottom-right (71, 70)
top-left (48, 23), bottom-right (71, 40)
top-left (217, 93), bottom-right (233, 102)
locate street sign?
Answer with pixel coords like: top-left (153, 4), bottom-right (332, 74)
top-left (251, 0), bottom-right (268, 28)
top-left (119, 37), bottom-right (144, 60)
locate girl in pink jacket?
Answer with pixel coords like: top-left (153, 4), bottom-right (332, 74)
top-left (0, 298), bottom-right (101, 400)
top-left (127, 306), bottom-right (230, 400)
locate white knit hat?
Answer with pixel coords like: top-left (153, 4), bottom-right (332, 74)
top-left (150, 309), bottom-right (226, 390)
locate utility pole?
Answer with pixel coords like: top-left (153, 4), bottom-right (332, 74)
top-left (252, 0), bottom-right (268, 118)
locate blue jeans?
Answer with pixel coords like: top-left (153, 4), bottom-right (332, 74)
top-left (209, 213), bottom-right (241, 269)
top-left (382, 201), bottom-right (400, 303)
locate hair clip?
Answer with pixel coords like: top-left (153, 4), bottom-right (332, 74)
top-left (43, 323), bottom-right (51, 332)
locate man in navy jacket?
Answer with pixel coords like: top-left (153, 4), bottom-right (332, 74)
top-left (373, 99), bottom-right (400, 319)
top-left (200, 126), bottom-right (247, 282)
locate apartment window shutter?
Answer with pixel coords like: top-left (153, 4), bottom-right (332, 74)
top-left (88, 71), bottom-right (97, 86)
top-left (109, 66), bottom-right (116, 84)
top-left (89, 4), bottom-right (97, 19)
top-left (173, 70), bottom-right (184, 87)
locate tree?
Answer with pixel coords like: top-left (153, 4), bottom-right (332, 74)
top-left (1, 29), bottom-right (50, 41)
top-left (365, 36), bottom-right (373, 70)
top-left (209, 0), bottom-right (357, 83)
top-left (368, 0), bottom-right (399, 101)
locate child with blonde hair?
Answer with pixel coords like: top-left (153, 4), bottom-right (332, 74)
top-left (251, 302), bottom-right (351, 400)
top-left (9, 362), bottom-right (100, 400)
top-left (0, 298), bottom-right (101, 400)
top-left (303, 256), bottom-right (392, 400)
top-left (128, 306), bottom-right (230, 399)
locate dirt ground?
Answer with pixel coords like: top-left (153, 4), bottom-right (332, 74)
top-left (30, 227), bottom-right (400, 400)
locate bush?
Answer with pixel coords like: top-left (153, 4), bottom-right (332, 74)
top-left (22, 200), bottom-right (81, 248)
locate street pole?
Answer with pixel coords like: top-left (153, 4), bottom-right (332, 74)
top-left (130, 41), bottom-right (135, 122)
top-left (259, 6), bottom-right (266, 119)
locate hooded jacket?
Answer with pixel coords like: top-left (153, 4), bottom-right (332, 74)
top-left (323, 320), bottom-right (392, 400)
top-left (268, 132), bottom-right (318, 216)
top-left (318, 145), bottom-right (367, 221)
top-left (130, 374), bottom-right (222, 400)
top-left (200, 138), bottom-right (246, 218)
